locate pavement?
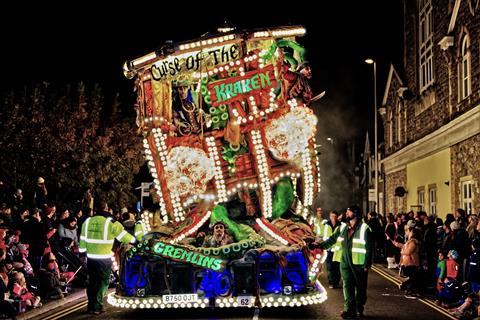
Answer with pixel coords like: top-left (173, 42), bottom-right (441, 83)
top-left (16, 288), bottom-right (87, 320)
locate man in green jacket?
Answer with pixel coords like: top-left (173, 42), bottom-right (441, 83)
top-left (312, 205), bottom-right (372, 319)
top-left (79, 201), bottom-right (135, 315)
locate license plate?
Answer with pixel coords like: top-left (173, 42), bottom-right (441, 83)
top-left (162, 294), bottom-right (198, 304)
top-left (237, 296), bottom-right (254, 307)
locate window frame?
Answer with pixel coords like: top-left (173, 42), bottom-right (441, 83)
top-left (460, 35), bottom-right (471, 100)
top-left (418, 0), bottom-right (434, 93)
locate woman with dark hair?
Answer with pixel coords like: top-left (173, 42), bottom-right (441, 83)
top-left (391, 221), bottom-right (421, 298)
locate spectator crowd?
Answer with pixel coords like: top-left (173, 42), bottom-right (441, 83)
top-left (364, 207), bottom-right (480, 320)
top-left (0, 178), bottom-right (137, 319)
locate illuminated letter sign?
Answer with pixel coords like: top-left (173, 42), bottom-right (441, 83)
top-left (151, 44), bottom-right (240, 81)
top-left (207, 65), bottom-right (276, 107)
top-left (153, 241), bottom-right (226, 271)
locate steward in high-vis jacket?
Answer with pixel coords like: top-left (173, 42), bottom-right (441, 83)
top-left (79, 201), bottom-right (135, 315)
top-left (320, 211), bottom-right (343, 289)
top-left (312, 205), bottom-right (372, 320)
top-left (134, 219), bottom-right (147, 242)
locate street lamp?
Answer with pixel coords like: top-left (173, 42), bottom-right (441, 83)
top-left (365, 58), bottom-right (378, 212)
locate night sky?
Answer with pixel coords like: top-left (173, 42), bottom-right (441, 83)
top-left (0, 1), bottom-right (403, 155)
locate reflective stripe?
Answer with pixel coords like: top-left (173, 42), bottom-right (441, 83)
top-left (83, 218), bottom-right (91, 238)
top-left (353, 239), bottom-right (366, 244)
top-left (78, 248), bottom-right (86, 253)
top-left (104, 217), bottom-right (112, 240)
top-left (142, 221), bottom-right (147, 234)
top-left (360, 223), bottom-right (368, 241)
top-left (471, 262), bottom-right (477, 265)
top-left (87, 252), bottom-right (114, 259)
top-left (337, 237), bottom-right (344, 241)
top-left (352, 248), bottom-right (367, 253)
top-left (331, 246), bottom-right (340, 252)
top-left (116, 230), bottom-right (128, 241)
top-left (134, 230), bottom-right (143, 236)
top-left (81, 237), bottom-right (114, 244)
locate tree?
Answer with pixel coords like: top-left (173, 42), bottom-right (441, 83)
top-left (0, 82), bottom-right (144, 210)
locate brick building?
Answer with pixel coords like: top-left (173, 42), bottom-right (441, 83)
top-left (381, 0), bottom-right (480, 217)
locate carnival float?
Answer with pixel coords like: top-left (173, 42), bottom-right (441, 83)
top-left (108, 25), bottom-right (327, 310)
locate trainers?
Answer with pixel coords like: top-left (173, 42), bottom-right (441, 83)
top-left (404, 292), bottom-right (417, 299)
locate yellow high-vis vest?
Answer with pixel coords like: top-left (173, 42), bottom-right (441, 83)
top-left (79, 215), bottom-right (135, 259)
top-left (134, 220), bottom-right (147, 242)
top-left (332, 222), bottom-right (369, 265)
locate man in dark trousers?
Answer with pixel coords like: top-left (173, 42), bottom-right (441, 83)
top-left (79, 201), bottom-right (135, 314)
top-left (311, 205), bottom-right (372, 319)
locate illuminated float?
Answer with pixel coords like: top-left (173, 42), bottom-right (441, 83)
top-left (108, 25), bottom-right (327, 310)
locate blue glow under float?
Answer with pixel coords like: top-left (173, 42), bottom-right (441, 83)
top-left (109, 25), bottom-right (327, 309)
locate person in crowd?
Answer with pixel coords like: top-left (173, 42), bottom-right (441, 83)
top-left (33, 177), bottom-right (48, 210)
top-left (437, 250), bottom-right (460, 305)
top-left (82, 188), bottom-right (94, 211)
top-left (445, 214), bottom-right (455, 228)
top-left (444, 221), bottom-right (471, 276)
top-left (0, 248), bottom-right (17, 319)
top-left (79, 201), bottom-right (135, 315)
top-left (367, 211), bottom-right (383, 262)
top-left (436, 218), bottom-right (446, 249)
top-left (385, 214), bottom-right (398, 269)
top-left (42, 205), bottom-right (57, 240)
top-left (11, 189), bottom-right (24, 213)
top-left (38, 253), bottom-right (64, 300)
top-left (420, 212), bottom-right (438, 288)
top-left (122, 210), bottom-right (136, 235)
top-left (468, 239), bottom-right (480, 294)
top-left (58, 216), bottom-right (78, 246)
top-left (11, 207), bottom-right (28, 231)
top-left (0, 205), bottom-right (13, 227)
top-left (448, 292), bottom-right (477, 318)
top-left (467, 215), bottom-right (479, 239)
top-left (11, 271), bottom-right (41, 308)
top-left (21, 209), bottom-right (48, 272)
top-left (456, 208), bottom-right (467, 228)
top-left (436, 250), bottom-right (447, 293)
top-left (311, 205), bottom-right (372, 319)
top-left (391, 220), bottom-right (421, 298)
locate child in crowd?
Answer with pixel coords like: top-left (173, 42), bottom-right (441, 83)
top-left (436, 250), bottom-right (447, 293)
top-left (10, 271), bottom-right (41, 308)
top-left (437, 250), bottom-right (460, 305)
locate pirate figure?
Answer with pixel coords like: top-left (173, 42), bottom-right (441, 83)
top-left (283, 61), bottom-right (313, 106)
top-left (172, 83), bottom-right (203, 135)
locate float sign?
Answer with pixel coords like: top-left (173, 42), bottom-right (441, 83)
top-left (208, 64), bottom-right (276, 107)
top-left (153, 241), bottom-right (226, 271)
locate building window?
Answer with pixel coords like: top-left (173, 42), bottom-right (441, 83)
top-left (388, 110), bottom-right (393, 148)
top-left (429, 187), bottom-right (437, 215)
top-left (459, 34), bottom-right (471, 100)
top-left (461, 177), bottom-right (474, 215)
top-left (419, 0), bottom-right (434, 92)
top-left (418, 189), bottom-right (425, 211)
top-left (396, 102), bottom-right (402, 144)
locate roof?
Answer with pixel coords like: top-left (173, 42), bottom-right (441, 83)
top-left (381, 64), bottom-right (404, 107)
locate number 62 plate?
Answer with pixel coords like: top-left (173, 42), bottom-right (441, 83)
top-left (236, 296), bottom-right (254, 307)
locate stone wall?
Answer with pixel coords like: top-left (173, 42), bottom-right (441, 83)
top-left (385, 169), bottom-right (407, 214)
top-left (451, 134), bottom-right (480, 213)
top-left (384, 0), bottom-right (480, 157)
